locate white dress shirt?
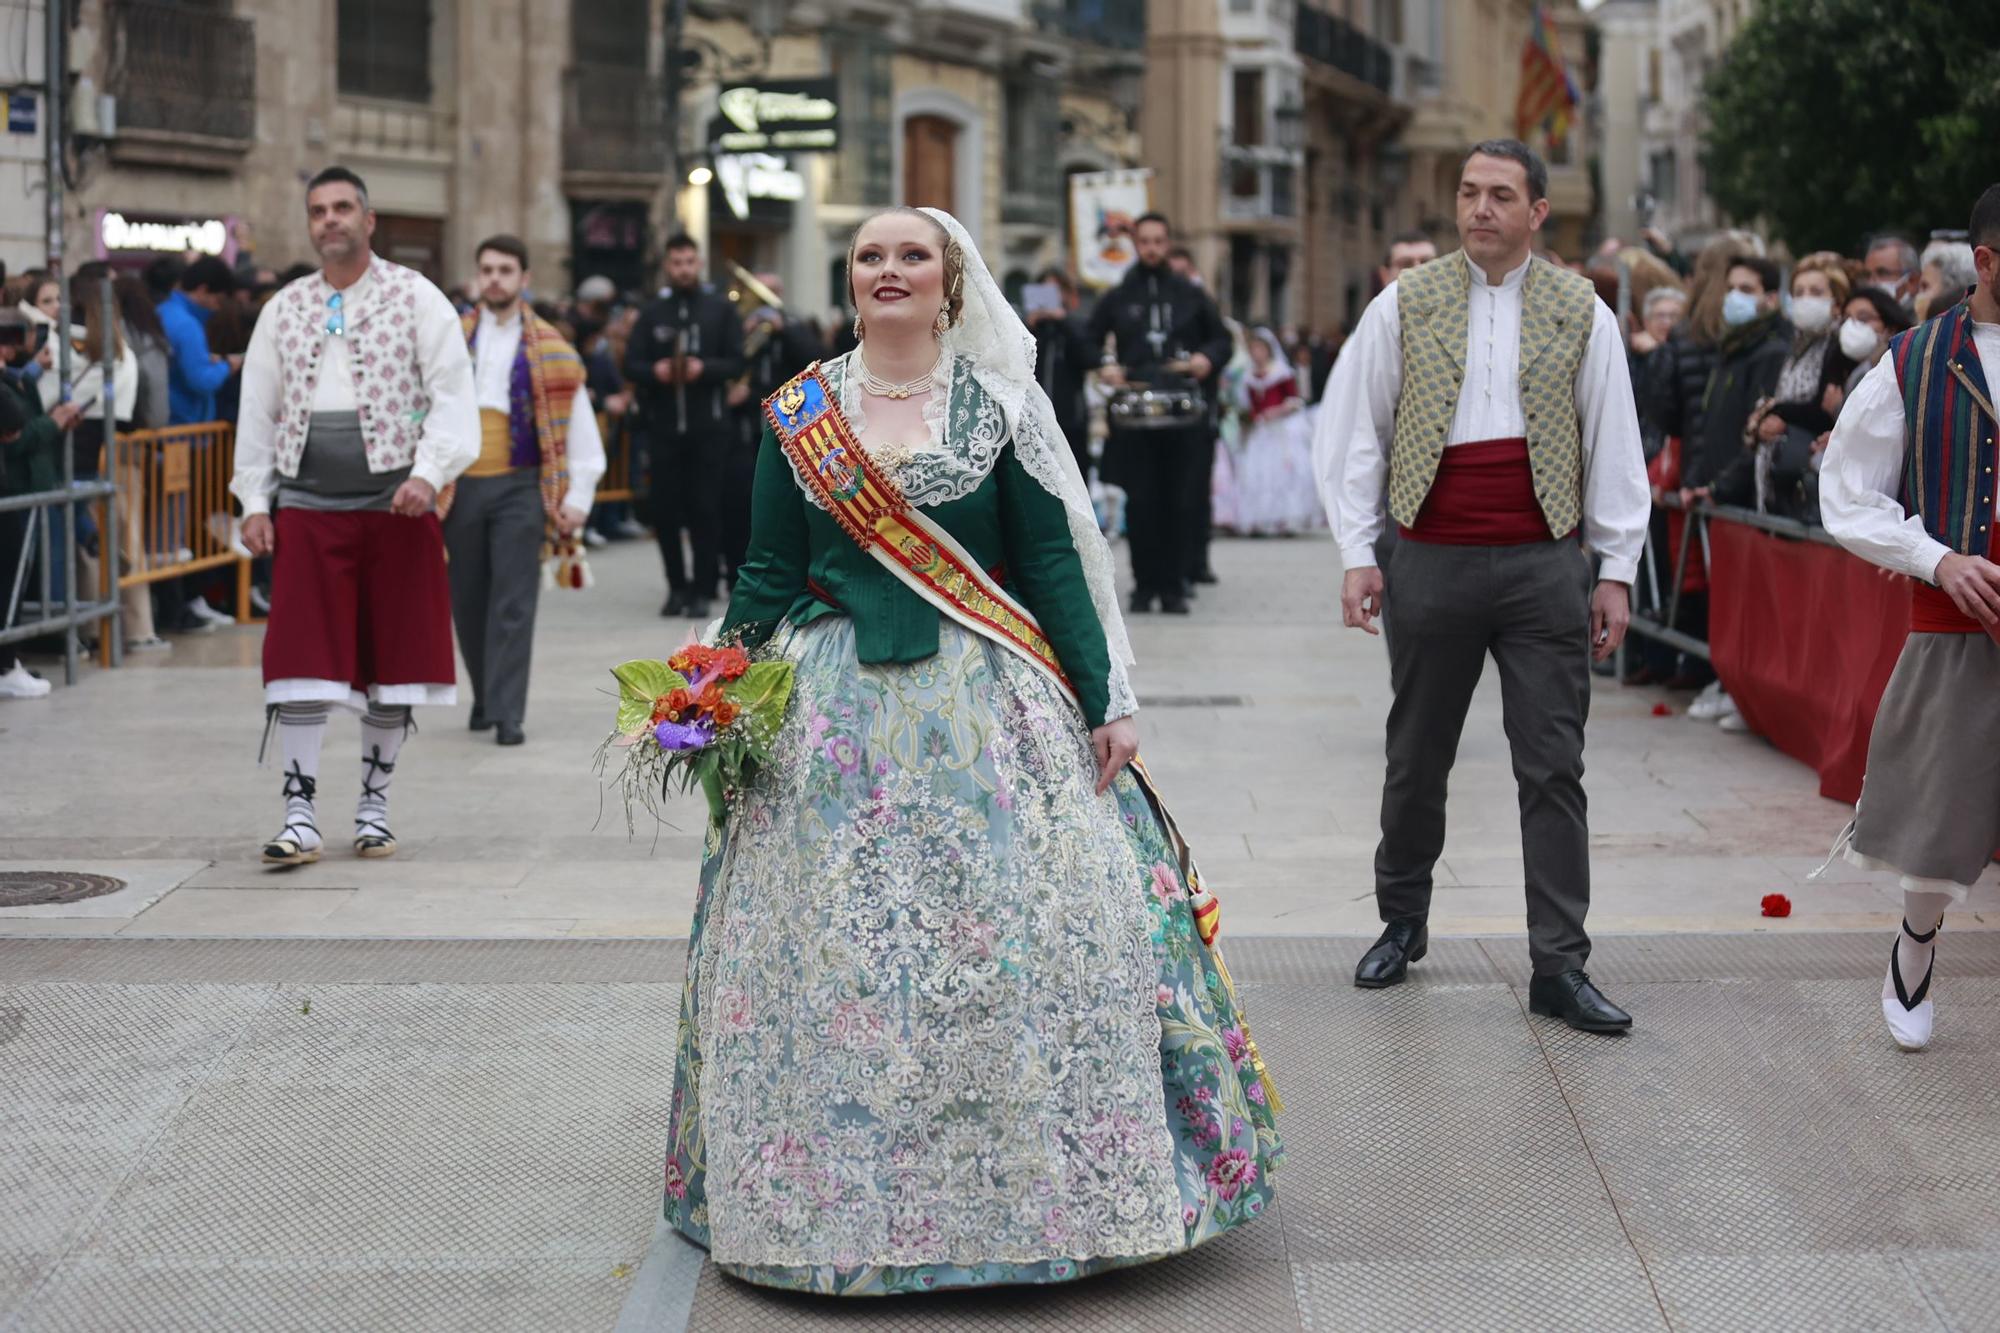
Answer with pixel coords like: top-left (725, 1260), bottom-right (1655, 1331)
top-left (1821, 318), bottom-right (2000, 584)
top-left (232, 264), bottom-right (481, 516)
top-left (471, 305), bottom-right (607, 516)
top-left (1312, 254), bottom-right (1652, 584)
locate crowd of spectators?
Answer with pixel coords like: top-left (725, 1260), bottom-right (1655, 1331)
top-left (1580, 222), bottom-right (1973, 727)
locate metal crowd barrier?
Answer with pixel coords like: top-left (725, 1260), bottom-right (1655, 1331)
top-left (1623, 495), bottom-right (1843, 665)
top-left (2, 281), bottom-right (120, 685)
top-left (91, 420), bottom-right (254, 667)
top-left (593, 410), bottom-right (637, 504)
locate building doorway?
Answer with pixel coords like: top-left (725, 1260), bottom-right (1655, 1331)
top-left (902, 115), bottom-right (958, 214)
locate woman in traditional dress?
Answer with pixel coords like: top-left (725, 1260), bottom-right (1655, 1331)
top-left (660, 207), bottom-right (1283, 1296)
top-left (1227, 328), bottom-right (1323, 536)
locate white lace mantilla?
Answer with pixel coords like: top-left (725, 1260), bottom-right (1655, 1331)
top-left (791, 349), bottom-right (1138, 724)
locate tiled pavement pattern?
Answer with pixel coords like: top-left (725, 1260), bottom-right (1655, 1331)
top-left (5, 933), bottom-right (1998, 1331)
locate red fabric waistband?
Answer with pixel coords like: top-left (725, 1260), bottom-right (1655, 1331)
top-left (1912, 531), bottom-right (2000, 638)
top-left (1398, 438), bottom-right (1566, 546)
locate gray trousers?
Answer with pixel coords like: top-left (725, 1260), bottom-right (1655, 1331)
top-left (443, 471), bottom-right (544, 727)
top-left (1375, 537), bottom-right (1595, 974)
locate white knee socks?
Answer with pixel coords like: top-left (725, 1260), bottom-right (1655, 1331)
top-left (356, 704), bottom-right (412, 842)
top-left (273, 701), bottom-right (329, 852)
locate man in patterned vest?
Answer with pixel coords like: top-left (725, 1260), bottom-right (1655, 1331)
top-left (1821, 183), bottom-right (2000, 1053)
top-left (233, 166), bottom-right (479, 867)
top-left (1313, 140), bottom-right (1650, 1031)
top-left (441, 235), bottom-right (605, 748)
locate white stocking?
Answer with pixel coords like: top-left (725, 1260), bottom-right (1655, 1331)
top-left (272, 702), bottom-right (328, 852)
top-left (356, 704), bottom-right (411, 841)
top-left (1898, 890), bottom-right (1951, 983)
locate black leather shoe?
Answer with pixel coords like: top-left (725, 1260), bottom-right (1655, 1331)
top-left (1129, 589), bottom-right (1156, 614)
top-left (1159, 592), bottom-right (1191, 614)
top-left (1528, 969), bottom-right (1633, 1033)
top-left (1354, 917), bottom-right (1428, 989)
top-left (683, 597), bottom-right (712, 620)
top-left (1193, 568), bottom-right (1219, 585)
top-left (469, 708), bottom-right (492, 733)
top-left (661, 589), bottom-right (688, 618)
top-left (495, 722), bottom-right (525, 746)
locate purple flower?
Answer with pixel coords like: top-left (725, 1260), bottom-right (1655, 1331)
top-left (654, 718), bottom-right (714, 751)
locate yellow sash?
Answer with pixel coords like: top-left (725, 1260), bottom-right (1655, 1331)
top-left (765, 363), bottom-right (1281, 1111)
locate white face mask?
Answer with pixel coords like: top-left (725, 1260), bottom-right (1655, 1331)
top-left (1788, 294), bottom-right (1834, 334)
top-left (1839, 318), bottom-right (1882, 362)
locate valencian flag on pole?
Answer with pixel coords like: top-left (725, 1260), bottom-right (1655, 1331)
top-left (1515, 3), bottom-right (1580, 148)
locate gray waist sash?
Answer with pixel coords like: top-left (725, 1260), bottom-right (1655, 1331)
top-left (277, 411), bottom-right (410, 512)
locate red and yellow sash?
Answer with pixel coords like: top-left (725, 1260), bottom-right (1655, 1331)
top-left (765, 363), bottom-right (1281, 1111)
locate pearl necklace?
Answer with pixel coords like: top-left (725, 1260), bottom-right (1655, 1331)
top-left (856, 350), bottom-right (942, 400)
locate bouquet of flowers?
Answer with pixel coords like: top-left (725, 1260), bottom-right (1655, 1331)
top-left (599, 638), bottom-right (794, 827)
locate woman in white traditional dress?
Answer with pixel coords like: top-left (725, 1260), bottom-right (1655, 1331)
top-left (1226, 328), bottom-right (1324, 535)
top-left (659, 207), bottom-right (1283, 1296)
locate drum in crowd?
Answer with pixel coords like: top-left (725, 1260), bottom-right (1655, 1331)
top-left (1105, 360), bottom-right (1209, 433)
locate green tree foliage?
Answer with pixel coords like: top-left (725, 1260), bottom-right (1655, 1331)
top-left (1701, 0), bottom-right (2000, 253)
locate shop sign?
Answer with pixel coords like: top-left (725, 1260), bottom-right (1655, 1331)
top-left (712, 79), bottom-right (839, 154)
top-left (99, 211), bottom-right (230, 256)
top-left (713, 153), bottom-right (805, 223)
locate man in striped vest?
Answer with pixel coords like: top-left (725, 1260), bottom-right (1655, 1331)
top-left (1314, 140), bottom-right (1651, 1032)
top-left (442, 235), bottom-right (606, 748)
top-left (1821, 183), bottom-right (2000, 1052)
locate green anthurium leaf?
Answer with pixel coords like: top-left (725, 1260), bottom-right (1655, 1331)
top-left (611, 660), bottom-right (686, 703)
top-left (724, 661), bottom-right (794, 720)
top-left (616, 696), bottom-right (654, 735)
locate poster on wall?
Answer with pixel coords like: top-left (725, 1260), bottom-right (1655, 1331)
top-left (1069, 168), bottom-right (1154, 291)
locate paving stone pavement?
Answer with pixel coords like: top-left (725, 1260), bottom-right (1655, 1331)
top-left (4, 933), bottom-right (1998, 1332)
top-left (4, 535), bottom-right (1999, 1329)
top-left (2, 535), bottom-right (1994, 939)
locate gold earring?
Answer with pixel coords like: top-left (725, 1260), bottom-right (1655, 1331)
top-left (934, 307), bottom-right (950, 336)
top-left (853, 314), bottom-right (865, 341)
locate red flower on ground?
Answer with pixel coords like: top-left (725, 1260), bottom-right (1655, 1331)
top-left (1760, 893), bottom-right (1792, 918)
top-left (1651, 702), bottom-right (1673, 717)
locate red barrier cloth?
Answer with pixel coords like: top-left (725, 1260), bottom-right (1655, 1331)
top-left (1399, 439), bottom-right (1571, 546)
top-left (1706, 520), bottom-right (1910, 804)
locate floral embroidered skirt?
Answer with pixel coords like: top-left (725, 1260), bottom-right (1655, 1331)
top-left (662, 617), bottom-right (1282, 1296)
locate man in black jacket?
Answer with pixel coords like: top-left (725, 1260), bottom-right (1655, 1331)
top-left (726, 278), bottom-right (822, 583)
top-left (1087, 214), bottom-right (1230, 613)
top-left (623, 234), bottom-right (744, 619)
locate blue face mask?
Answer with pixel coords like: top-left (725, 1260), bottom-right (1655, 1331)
top-left (1721, 290), bottom-right (1761, 327)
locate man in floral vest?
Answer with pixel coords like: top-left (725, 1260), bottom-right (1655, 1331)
top-left (232, 165), bottom-right (480, 867)
top-left (440, 235), bottom-right (605, 748)
top-left (1315, 140), bottom-right (1651, 1032)
top-left (1821, 183), bottom-right (2000, 1053)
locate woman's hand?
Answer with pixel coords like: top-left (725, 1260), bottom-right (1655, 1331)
top-left (1091, 717), bottom-right (1139, 795)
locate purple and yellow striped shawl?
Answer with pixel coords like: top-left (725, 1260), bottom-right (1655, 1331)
top-left (1892, 301), bottom-right (2000, 556)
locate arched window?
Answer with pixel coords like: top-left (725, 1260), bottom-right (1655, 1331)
top-left (903, 115), bottom-right (959, 215)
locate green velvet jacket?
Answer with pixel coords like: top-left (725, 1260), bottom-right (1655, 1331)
top-left (721, 367), bottom-right (1123, 725)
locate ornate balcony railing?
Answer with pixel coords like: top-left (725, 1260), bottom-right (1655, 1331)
top-left (563, 64), bottom-right (668, 179)
top-left (108, 0), bottom-right (256, 144)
